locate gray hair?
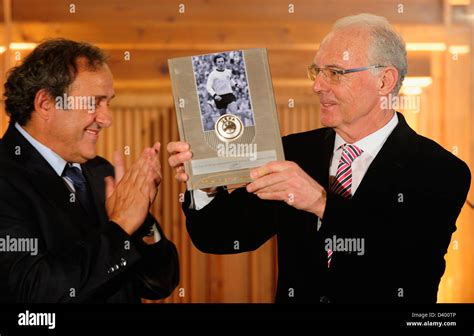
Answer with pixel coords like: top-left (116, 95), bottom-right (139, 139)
top-left (331, 13), bottom-right (407, 95)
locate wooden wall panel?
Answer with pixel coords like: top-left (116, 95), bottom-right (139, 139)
top-left (107, 49), bottom-right (316, 81)
top-left (469, 3), bottom-right (474, 281)
top-left (437, 50), bottom-right (473, 303)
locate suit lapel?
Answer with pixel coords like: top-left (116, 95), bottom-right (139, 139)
top-left (352, 112), bottom-right (418, 199)
top-left (29, 173), bottom-right (91, 230)
top-left (309, 128), bottom-right (335, 189)
top-left (1, 124), bottom-right (94, 233)
top-left (320, 129), bottom-right (336, 188)
top-left (81, 164), bottom-right (109, 228)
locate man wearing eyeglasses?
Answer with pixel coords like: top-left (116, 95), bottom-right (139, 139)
top-left (168, 13), bottom-right (471, 303)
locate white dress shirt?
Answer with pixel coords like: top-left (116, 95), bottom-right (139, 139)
top-left (191, 113), bottom-right (399, 228)
top-left (15, 122), bottom-right (80, 192)
top-left (329, 112), bottom-right (399, 195)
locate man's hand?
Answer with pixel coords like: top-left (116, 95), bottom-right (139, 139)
top-left (167, 141), bottom-right (216, 194)
top-left (214, 95), bottom-right (222, 101)
top-left (148, 142), bottom-right (162, 204)
top-left (246, 161), bottom-right (327, 218)
top-left (105, 146), bottom-right (162, 235)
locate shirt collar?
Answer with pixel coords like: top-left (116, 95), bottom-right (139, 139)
top-left (333, 112), bottom-right (399, 156)
top-left (15, 122), bottom-right (81, 176)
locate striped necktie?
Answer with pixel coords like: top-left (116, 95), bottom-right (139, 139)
top-left (327, 143), bottom-right (363, 268)
top-left (62, 163), bottom-right (95, 219)
top-left (329, 144), bottom-right (363, 198)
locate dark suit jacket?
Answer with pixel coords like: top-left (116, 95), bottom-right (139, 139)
top-left (183, 112), bottom-right (471, 303)
top-left (0, 124), bottom-right (179, 303)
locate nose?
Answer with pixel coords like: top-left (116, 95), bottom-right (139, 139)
top-left (312, 72), bottom-right (330, 95)
top-left (96, 105), bottom-right (113, 129)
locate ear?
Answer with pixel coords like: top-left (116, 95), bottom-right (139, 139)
top-left (377, 67), bottom-right (398, 96)
top-left (33, 89), bottom-right (54, 121)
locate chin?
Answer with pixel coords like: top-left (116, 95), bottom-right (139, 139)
top-left (79, 148), bottom-right (97, 163)
top-left (320, 114), bottom-right (337, 127)
top-left (85, 152), bottom-right (97, 161)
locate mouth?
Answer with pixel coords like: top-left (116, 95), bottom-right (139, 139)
top-left (320, 101), bottom-right (338, 110)
top-left (84, 128), bottom-right (100, 139)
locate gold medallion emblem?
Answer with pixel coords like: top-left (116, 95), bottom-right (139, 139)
top-left (214, 114), bottom-right (244, 142)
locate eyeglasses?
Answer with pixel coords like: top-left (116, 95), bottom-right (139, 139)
top-left (307, 64), bottom-right (386, 83)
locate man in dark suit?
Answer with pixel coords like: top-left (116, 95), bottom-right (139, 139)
top-left (0, 39), bottom-right (179, 303)
top-left (167, 14), bottom-right (471, 303)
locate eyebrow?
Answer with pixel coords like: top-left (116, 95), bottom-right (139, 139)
top-left (95, 94), bottom-right (115, 100)
top-left (324, 64), bottom-right (344, 69)
top-left (311, 62), bottom-right (344, 70)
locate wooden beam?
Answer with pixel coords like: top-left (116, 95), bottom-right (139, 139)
top-left (9, 21), bottom-right (331, 47)
top-left (7, 0), bottom-right (444, 24)
top-left (108, 49), bottom-right (430, 80)
top-left (6, 22), bottom-right (471, 47)
top-left (107, 49), bottom-right (317, 81)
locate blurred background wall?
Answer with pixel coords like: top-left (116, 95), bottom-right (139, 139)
top-left (0, 0), bottom-right (472, 303)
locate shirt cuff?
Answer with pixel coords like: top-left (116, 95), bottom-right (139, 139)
top-left (317, 217), bottom-right (322, 231)
top-left (190, 189), bottom-right (216, 210)
top-left (152, 223), bottom-right (162, 243)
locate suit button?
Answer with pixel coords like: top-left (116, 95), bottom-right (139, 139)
top-left (319, 296), bottom-right (331, 303)
top-left (120, 258), bottom-right (127, 267)
top-left (114, 264), bottom-right (119, 271)
top-left (107, 267), bottom-right (115, 274)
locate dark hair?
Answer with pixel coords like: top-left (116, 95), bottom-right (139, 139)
top-left (213, 54), bottom-right (225, 64)
top-left (4, 38), bottom-right (108, 126)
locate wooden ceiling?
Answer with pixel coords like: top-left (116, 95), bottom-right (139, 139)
top-left (2, 0), bottom-right (445, 24)
top-left (1, 0), bottom-right (461, 48)
top-left (0, 0), bottom-right (471, 102)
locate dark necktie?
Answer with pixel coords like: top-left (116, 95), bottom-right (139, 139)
top-left (62, 164), bottom-right (96, 218)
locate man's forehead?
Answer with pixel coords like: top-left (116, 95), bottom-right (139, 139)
top-left (314, 29), bottom-right (370, 66)
top-left (72, 67), bottom-right (112, 84)
top-left (69, 66), bottom-right (114, 95)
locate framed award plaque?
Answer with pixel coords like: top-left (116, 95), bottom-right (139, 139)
top-left (168, 48), bottom-right (285, 190)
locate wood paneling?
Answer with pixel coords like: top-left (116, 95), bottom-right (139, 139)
top-left (4, 0), bottom-right (443, 24)
top-left (437, 45), bottom-right (473, 303)
top-left (469, 0), bottom-right (474, 210)
top-left (107, 49), bottom-right (316, 81)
